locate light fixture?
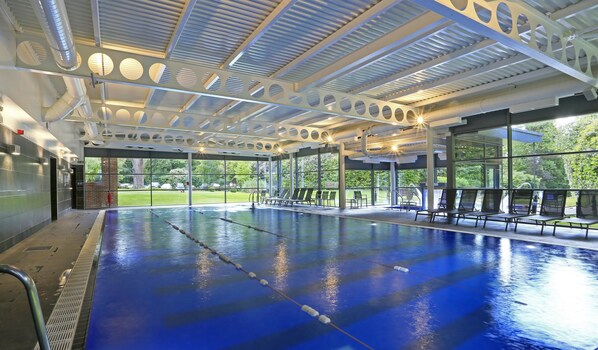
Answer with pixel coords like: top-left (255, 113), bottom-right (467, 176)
top-left (199, 146), bottom-right (205, 152)
top-left (38, 157), bottom-right (49, 165)
top-left (7, 144), bottom-right (20, 155)
top-left (416, 116), bottom-right (424, 125)
top-left (391, 145), bottom-right (398, 152)
top-left (326, 136), bottom-right (333, 143)
top-left (277, 147), bottom-right (283, 153)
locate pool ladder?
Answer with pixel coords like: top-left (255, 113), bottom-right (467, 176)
top-left (0, 264), bottom-right (50, 350)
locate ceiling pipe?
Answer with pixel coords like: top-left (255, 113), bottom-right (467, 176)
top-left (423, 75), bottom-right (587, 122)
top-left (30, 0), bottom-right (98, 139)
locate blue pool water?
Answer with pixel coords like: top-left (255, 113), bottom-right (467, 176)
top-left (87, 207), bottom-right (598, 349)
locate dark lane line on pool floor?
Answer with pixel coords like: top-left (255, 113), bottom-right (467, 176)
top-left (225, 263), bottom-right (495, 350)
top-left (152, 210), bottom-right (375, 350)
top-left (162, 244), bottom-right (487, 327)
top-left (151, 234), bottom-right (460, 295)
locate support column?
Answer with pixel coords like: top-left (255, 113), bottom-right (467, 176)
top-left (339, 143), bottom-right (346, 209)
top-left (289, 153), bottom-right (294, 195)
top-left (390, 161), bottom-right (397, 206)
top-left (187, 152), bottom-right (193, 206)
top-left (426, 128), bottom-right (435, 210)
top-left (268, 156), bottom-right (273, 196)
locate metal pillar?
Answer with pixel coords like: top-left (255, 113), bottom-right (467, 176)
top-left (268, 156), bottom-right (273, 196)
top-left (339, 143), bottom-right (346, 209)
top-left (390, 161), bottom-right (397, 206)
top-left (187, 152), bottom-right (193, 206)
top-left (289, 153), bottom-right (294, 195)
top-left (426, 128), bottom-right (435, 210)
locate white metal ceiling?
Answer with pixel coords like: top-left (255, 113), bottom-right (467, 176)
top-left (3, 0), bottom-right (598, 156)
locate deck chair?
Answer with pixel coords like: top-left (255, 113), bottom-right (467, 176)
top-left (327, 191), bottom-right (336, 207)
top-left (456, 189), bottom-right (503, 227)
top-left (299, 188), bottom-right (315, 205)
top-left (314, 190), bottom-right (322, 206)
top-left (415, 189), bottom-right (450, 222)
top-left (320, 191), bottom-right (329, 206)
top-left (431, 189), bottom-right (478, 223)
top-left (514, 189), bottom-right (567, 235)
top-left (553, 190), bottom-right (598, 239)
top-left (285, 188), bottom-right (306, 206)
top-left (483, 189), bottom-right (533, 230)
top-left (273, 188), bottom-right (294, 205)
top-left (265, 189), bottom-right (285, 204)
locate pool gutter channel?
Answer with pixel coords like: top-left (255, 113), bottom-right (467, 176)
top-left (34, 211), bottom-right (106, 350)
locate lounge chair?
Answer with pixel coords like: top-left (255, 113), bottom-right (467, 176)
top-left (272, 189), bottom-right (293, 205)
top-left (265, 189), bottom-right (285, 204)
top-left (431, 189), bottom-right (478, 223)
top-left (483, 189), bottom-right (533, 230)
top-left (456, 189), bottom-right (503, 227)
top-left (314, 190), bottom-right (322, 206)
top-left (284, 188), bottom-right (306, 206)
top-left (326, 191), bottom-right (336, 207)
top-left (553, 190), bottom-right (598, 239)
top-left (320, 191), bottom-right (329, 206)
top-left (514, 189), bottom-right (567, 234)
top-left (415, 189), bottom-right (450, 222)
top-left (298, 188), bottom-right (315, 206)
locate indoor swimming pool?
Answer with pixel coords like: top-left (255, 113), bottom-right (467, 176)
top-left (87, 207), bottom-right (598, 349)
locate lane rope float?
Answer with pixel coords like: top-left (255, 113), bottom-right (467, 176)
top-left (367, 260), bottom-right (409, 273)
top-left (152, 210), bottom-right (372, 349)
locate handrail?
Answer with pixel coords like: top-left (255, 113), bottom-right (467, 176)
top-left (0, 264), bottom-right (50, 350)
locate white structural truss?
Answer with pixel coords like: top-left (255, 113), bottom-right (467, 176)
top-left (83, 126), bottom-right (280, 155)
top-left (13, 34), bottom-right (420, 126)
top-left (67, 103), bottom-right (332, 143)
top-left (414, 0), bottom-right (598, 87)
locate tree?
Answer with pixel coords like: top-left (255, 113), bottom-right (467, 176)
top-left (132, 158), bottom-right (144, 189)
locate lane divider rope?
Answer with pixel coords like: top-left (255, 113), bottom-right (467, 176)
top-left (151, 210), bottom-right (372, 350)
top-left (219, 217), bottom-right (285, 238)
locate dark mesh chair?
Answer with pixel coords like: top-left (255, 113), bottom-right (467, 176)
top-left (431, 189), bottom-right (478, 223)
top-left (484, 189), bottom-right (533, 230)
top-left (515, 190), bottom-right (567, 234)
top-left (327, 191), bottom-right (336, 207)
top-left (553, 190), bottom-right (598, 239)
top-left (285, 188), bottom-right (306, 206)
top-left (320, 191), bottom-right (329, 206)
top-left (415, 189), bottom-right (450, 222)
top-left (456, 189), bottom-right (503, 227)
top-left (266, 189), bottom-right (287, 205)
top-left (299, 188), bottom-right (315, 205)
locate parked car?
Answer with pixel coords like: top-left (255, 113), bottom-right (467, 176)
top-left (151, 182), bottom-right (160, 188)
top-left (175, 183), bottom-right (185, 190)
top-left (161, 183), bottom-right (172, 190)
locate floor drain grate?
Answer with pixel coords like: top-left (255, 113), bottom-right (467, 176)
top-left (24, 246), bottom-right (53, 252)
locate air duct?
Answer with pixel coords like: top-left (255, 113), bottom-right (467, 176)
top-left (30, 0), bottom-right (98, 139)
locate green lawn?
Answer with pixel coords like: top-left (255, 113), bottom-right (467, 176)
top-left (117, 190), bottom-right (252, 206)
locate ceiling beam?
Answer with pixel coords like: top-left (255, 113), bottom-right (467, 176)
top-left (412, 0), bottom-right (598, 87)
top-left (14, 33), bottom-right (418, 126)
top-left (222, 0), bottom-right (298, 69)
top-left (296, 11), bottom-right (451, 91)
top-left (355, 0), bottom-right (598, 100)
top-left (165, 0), bottom-right (198, 58)
top-left (213, 0), bottom-right (404, 116)
top-left (69, 103), bottom-right (332, 143)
